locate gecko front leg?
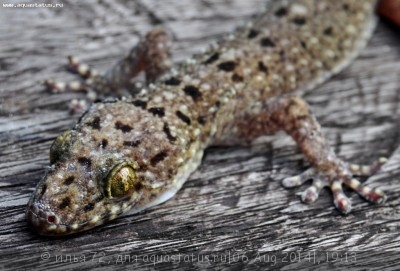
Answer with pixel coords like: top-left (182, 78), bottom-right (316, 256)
top-left (44, 28), bottom-right (172, 111)
top-left (229, 97), bottom-right (386, 214)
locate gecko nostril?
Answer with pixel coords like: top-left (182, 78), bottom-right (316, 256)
top-left (47, 215), bottom-right (56, 223)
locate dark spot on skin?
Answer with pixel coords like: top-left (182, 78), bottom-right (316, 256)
top-left (292, 18), bottom-right (306, 25)
top-left (137, 163), bottom-right (148, 172)
top-left (260, 37), bottom-right (275, 47)
top-left (148, 107), bottom-right (165, 117)
top-left (89, 116), bottom-right (101, 130)
top-left (133, 182), bottom-right (143, 191)
top-left (218, 61), bottom-right (237, 72)
top-left (132, 100), bottom-right (147, 109)
top-left (100, 139), bottom-right (108, 148)
top-left (164, 77), bottom-right (181, 86)
top-left (258, 61), bottom-right (268, 73)
top-left (323, 27), bottom-right (333, 36)
top-left (183, 85), bottom-right (202, 101)
top-left (78, 157), bottom-right (92, 170)
top-left (64, 176), bottom-right (74, 185)
top-left (163, 122), bottom-right (177, 142)
top-left (176, 110), bottom-right (191, 125)
top-left (59, 197), bottom-right (71, 210)
top-left (39, 184), bottom-right (47, 197)
top-left (197, 116), bottom-right (207, 125)
top-left (83, 203), bottom-right (95, 212)
top-left (123, 140), bottom-right (141, 147)
top-left (115, 121), bottom-right (133, 133)
top-left (231, 73), bottom-right (244, 82)
top-left (150, 150), bottom-right (168, 166)
top-left (247, 29), bottom-right (259, 39)
top-left (274, 7), bottom-right (287, 17)
top-left (342, 3), bottom-right (349, 10)
top-left (204, 52), bottom-right (219, 64)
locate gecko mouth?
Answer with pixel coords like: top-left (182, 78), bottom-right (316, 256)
top-left (26, 202), bottom-right (99, 236)
top-left (26, 203), bottom-right (72, 236)
top-left (26, 197), bottom-right (138, 236)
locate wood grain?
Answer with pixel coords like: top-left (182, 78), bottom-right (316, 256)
top-left (1, 0), bottom-right (400, 270)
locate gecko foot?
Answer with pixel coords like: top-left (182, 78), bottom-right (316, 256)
top-left (43, 56), bottom-right (97, 94)
top-left (42, 56), bottom-right (106, 113)
top-left (282, 157), bottom-right (387, 214)
top-left (42, 28), bottom-right (172, 115)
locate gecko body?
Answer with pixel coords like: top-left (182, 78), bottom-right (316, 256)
top-left (27, 0), bottom-right (386, 236)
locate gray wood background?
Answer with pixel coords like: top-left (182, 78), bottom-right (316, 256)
top-left (1, 0), bottom-right (400, 270)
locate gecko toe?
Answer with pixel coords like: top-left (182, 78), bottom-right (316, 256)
top-left (333, 193), bottom-right (352, 214)
top-left (299, 178), bottom-right (324, 203)
top-left (344, 177), bottom-right (387, 204)
top-left (43, 79), bottom-right (66, 93)
top-left (348, 157), bottom-right (387, 176)
top-left (282, 168), bottom-right (315, 188)
top-left (67, 55), bottom-right (98, 78)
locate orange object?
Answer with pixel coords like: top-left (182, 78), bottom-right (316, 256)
top-left (377, 0), bottom-right (400, 26)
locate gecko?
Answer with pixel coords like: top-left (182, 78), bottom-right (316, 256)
top-left (26, 0), bottom-right (388, 236)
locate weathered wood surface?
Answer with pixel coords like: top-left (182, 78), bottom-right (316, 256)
top-left (1, 0), bottom-right (400, 270)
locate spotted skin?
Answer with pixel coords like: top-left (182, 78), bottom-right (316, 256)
top-left (27, 0), bottom-right (387, 236)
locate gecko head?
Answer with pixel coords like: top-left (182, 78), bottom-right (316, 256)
top-left (26, 130), bottom-right (143, 236)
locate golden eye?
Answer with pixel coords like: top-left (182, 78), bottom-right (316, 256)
top-left (105, 162), bottom-right (139, 198)
top-left (50, 130), bottom-right (72, 164)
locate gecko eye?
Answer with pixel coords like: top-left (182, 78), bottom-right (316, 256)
top-left (105, 162), bottom-right (139, 198)
top-left (50, 130), bottom-right (72, 164)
